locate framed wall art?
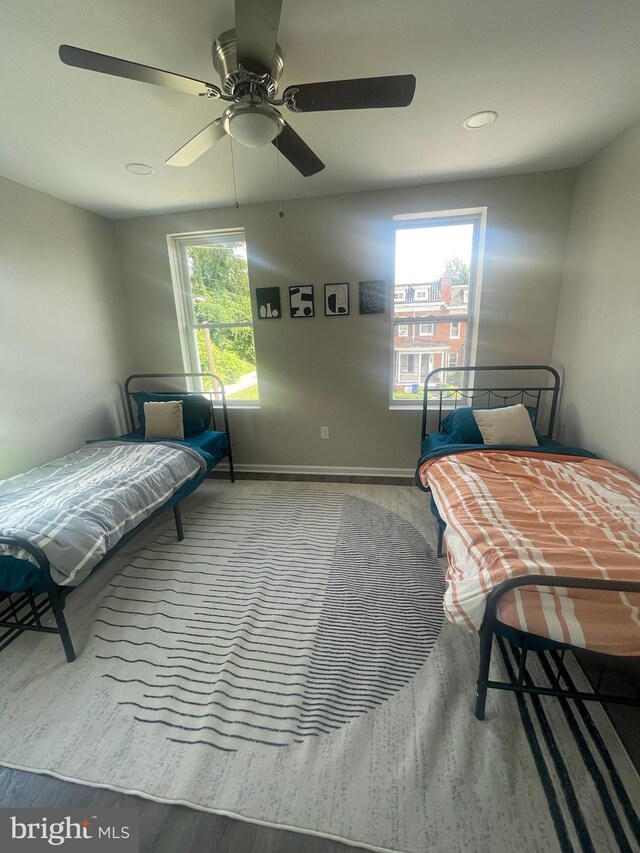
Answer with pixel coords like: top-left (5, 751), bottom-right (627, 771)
top-left (289, 285), bottom-right (315, 318)
top-left (256, 287), bottom-right (281, 319)
top-left (324, 282), bottom-right (350, 316)
top-left (359, 280), bottom-right (386, 314)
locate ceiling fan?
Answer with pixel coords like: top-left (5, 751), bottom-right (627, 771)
top-left (58, 0), bottom-right (416, 177)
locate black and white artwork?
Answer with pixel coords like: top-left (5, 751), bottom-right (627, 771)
top-left (324, 283), bottom-right (350, 316)
top-left (256, 287), bottom-right (281, 319)
top-left (359, 280), bottom-right (386, 314)
top-left (289, 285), bottom-right (315, 318)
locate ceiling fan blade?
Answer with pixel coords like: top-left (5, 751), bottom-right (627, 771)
top-left (273, 123), bottom-right (324, 177)
top-left (235, 0), bottom-right (283, 75)
top-left (166, 119), bottom-right (226, 167)
top-left (59, 45), bottom-right (221, 98)
top-left (283, 74), bottom-right (416, 112)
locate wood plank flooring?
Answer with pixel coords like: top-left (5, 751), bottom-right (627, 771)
top-left (207, 471), bottom-right (415, 487)
top-left (0, 764), bottom-right (361, 852)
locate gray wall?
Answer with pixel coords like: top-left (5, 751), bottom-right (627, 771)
top-left (552, 119), bottom-right (640, 476)
top-left (114, 169), bottom-right (576, 473)
top-left (0, 176), bottom-right (129, 478)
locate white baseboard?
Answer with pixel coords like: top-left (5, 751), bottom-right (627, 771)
top-left (212, 463), bottom-right (414, 479)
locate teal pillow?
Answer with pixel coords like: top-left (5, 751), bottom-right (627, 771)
top-left (441, 405), bottom-right (538, 444)
top-left (132, 392), bottom-right (212, 437)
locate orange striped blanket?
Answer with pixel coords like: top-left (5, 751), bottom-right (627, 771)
top-left (418, 450), bottom-right (640, 655)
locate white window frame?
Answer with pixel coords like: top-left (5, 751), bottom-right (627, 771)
top-left (166, 228), bottom-right (259, 408)
top-left (448, 352), bottom-right (459, 367)
top-left (397, 324), bottom-right (409, 336)
top-left (389, 207), bottom-right (486, 409)
top-left (450, 321), bottom-right (461, 339)
top-left (419, 323), bottom-right (434, 336)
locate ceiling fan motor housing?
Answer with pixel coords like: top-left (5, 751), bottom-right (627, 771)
top-left (212, 29), bottom-right (284, 98)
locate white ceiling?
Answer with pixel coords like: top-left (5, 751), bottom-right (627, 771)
top-left (2, 0), bottom-right (640, 219)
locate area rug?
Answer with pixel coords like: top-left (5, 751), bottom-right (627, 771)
top-left (0, 482), bottom-right (638, 853)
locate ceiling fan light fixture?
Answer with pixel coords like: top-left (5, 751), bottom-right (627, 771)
top-left (463, 110), bottom-right (498, 130)
top-left (223, 102), bottom-right (284, 148)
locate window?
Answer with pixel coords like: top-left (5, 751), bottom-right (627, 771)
top-left (398, 353), bottom-right (419, 380)
top-left (168, 229), bottom-right (259, 404)
top-left (400, 354), bottom-right (416, 374)
top-left (391, 209), bottom-right (484, 404)
top-left (397, 324), bottom-right (409, 336)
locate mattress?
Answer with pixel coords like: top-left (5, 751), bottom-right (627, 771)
top-left (419, 448), bottom-right (640, 655)
top-left (0, 441), bottom-right (207, 587)
top-left (419, 431), bottom-right (567, 458)
top-left (113, 429), bottom-right (229, 468)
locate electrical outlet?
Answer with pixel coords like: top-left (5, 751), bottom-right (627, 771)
top-left (320, 426), bottom-right (329, 439)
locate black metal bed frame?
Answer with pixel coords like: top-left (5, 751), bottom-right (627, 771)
top-left (123, 371), bottom-right (234, 475)
top-left (420, 365), bottom-right (640, 718)
top-left (0, 372), bottom-right (234, 662)
top-left (0, 492), bottom-right (187, 663)
top-left (421, 363), bottom-right (560, 441)
top-left (0, 536), bottom-right (75, 662)
top-left (475, 576), bottom-right (640, 720)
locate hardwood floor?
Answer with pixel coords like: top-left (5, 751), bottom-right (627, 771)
top-left (207, 471), bottom-right (415, 487)
top-left (0, 764), bottom-right (362, 852)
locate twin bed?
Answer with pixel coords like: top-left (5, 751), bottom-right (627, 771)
top-left (416, 365), bottom-right (640, 718)
top-left (2, 364), bottom-right (638, 725)
top-left (0, 373), bottom-right (233, 662)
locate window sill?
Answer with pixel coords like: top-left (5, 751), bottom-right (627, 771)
top-left (214, 403), bottom-right (261, 410)
top-left (389, 403), bottom-right (422, 412)
top-left (388, 401), bottom-right (461, 412)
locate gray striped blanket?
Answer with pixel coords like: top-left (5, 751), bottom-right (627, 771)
top-left (0, 441), bottom-right (206, 586)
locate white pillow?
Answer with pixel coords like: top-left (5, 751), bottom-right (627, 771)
top-left (472, 404), bottom-right (538, 446)
top-left (144, 400), bottom-right (184, 440)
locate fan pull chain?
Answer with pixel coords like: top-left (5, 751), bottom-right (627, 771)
top-left (275, 136), bottom-right (284, 218)
top-left (229, 136), bottom-right (239, 209)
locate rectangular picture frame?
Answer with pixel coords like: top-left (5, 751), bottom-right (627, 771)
top-left (289, 285), bottom-right (315, 318)
top-left (256, 286), bottom-right (281, 319)
top-left (359, 280), bottom-right (386, 315)
top-left (324, 282), bottom-right (350, 317)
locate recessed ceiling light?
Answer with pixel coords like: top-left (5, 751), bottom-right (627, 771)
top-left (124, 162), bottom-right (155, 175)
top-left (463, 111), bottom-right (498, 130)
